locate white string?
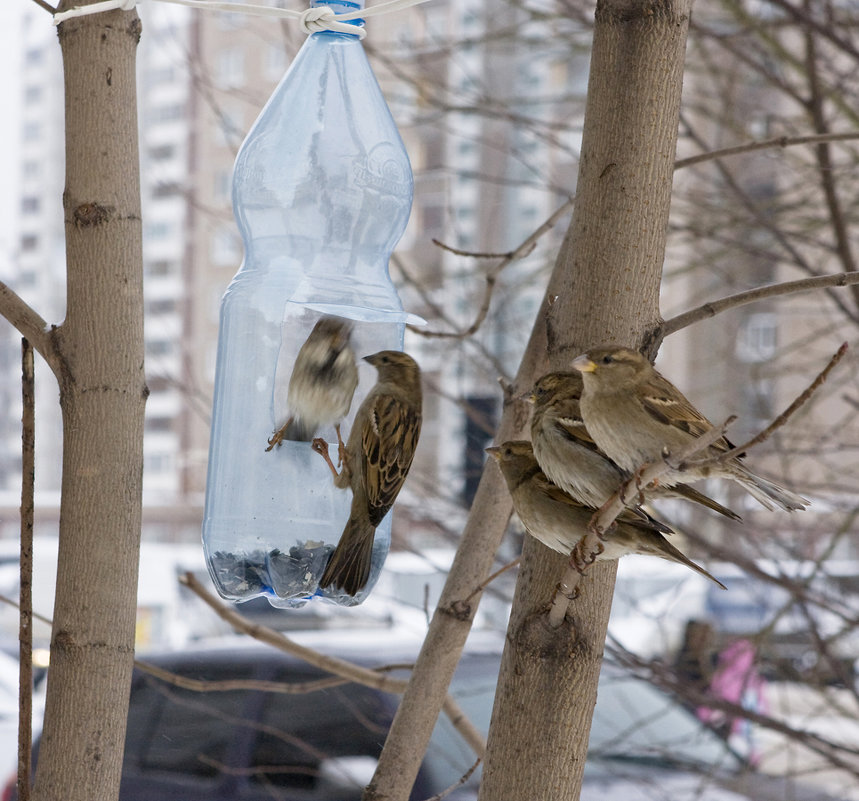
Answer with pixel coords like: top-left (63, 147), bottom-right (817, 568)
top-left (53, 0), bottom-right (433, 36)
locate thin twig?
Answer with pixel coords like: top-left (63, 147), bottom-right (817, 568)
top-left (462, 557), bottom-right (520, 605)
top-left (0, 282), bottom-right (58, 377)
top-left (179, 572), bottom-right (487, 757)
top-left (546, 417), bottom-right (736, 630)
top-left (659, 271), bottom-right (859, 340)
top-left (29, 0), bottom-right (58, 13)
top-left (432, 239), bottom-right (516, 259)
top-left (425, 758), bottom-right (482, 800)
top-left (18, 340), bottom-right (34, 801)
top-left (408, 198), bottom-right (574, 340)
top-left (613, 648), bottom-right (859, 772)
top-left (674, 130), bottom-right (859, 170)
top-left (694, 342), bottom-right (849, 465)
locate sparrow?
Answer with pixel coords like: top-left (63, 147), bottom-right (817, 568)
top-left (266, 316), bottom-right (359, 458)
top-left (487, 440), bottom-right (725, 588)
top-left (530, 371), bottom-right (741, 521)
top-left (572, 347), bottom-right (808, 512)
top-left (316, 350), bottom-right (422, 596)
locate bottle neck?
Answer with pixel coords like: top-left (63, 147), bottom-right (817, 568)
top-left (310, 0), bottom-right (365, 39)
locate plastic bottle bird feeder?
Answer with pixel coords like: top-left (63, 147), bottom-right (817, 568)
top-left (203, 0), bottom-right (423, 608)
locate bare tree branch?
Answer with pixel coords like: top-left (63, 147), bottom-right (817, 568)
top-left (674, 130), bottom-right (859, 170)
top-left (803, 30), bottom-right (859, 310)
top-left (611, 646), bottom-right (859, 774)
top-left (18, 341), bottom-right (34, 801)
top-left (0, 282), bottom-right (59, 376)
top-left (675, 114), bottom-right (859, 327)
top-left (700, 342), bottom-right (849, 464)
top-left (29, 0), bottom-right (57, 14)
top-left (179, 572), bottom-right (487, 758)
top-left (407, 198), bottom-right (573, 340)
top-left (657, 271), bottom-right (859, 341)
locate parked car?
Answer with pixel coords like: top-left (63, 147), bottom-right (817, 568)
top-left (2, 629), bottom-right (840, 801)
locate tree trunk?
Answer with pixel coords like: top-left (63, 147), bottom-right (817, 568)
top-left (366, 3), bottom-right (692, 799)
top-left (32, 6), bottom-right (145, 801)
top-left (477, 1), bottom-right (693, 799)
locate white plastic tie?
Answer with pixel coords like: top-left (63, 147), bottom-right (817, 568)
top-left (53, 0), bottom-right (432, 36)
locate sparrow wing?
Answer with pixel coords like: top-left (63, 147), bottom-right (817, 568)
top-left (362, 393), bottom-right (422, 526)
top-left (636, 373), bottom-right (736, 453)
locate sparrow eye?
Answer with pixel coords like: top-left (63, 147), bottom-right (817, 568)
top-left (601, 354), bottom-right (614, 364)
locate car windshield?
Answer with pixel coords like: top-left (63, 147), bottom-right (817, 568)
top-left (117, 644), bottom-right (739, 801)
top-left (589, 669), bottom-right (740, 771)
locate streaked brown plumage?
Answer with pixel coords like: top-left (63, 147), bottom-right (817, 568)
top-left (572, 347), bottom-right (808, 512)
top-left (487, 440), bottom-right (725, 588)
top-left (318, 350), bottom-right (422, 596)
top-left (530, 371), bottom-right (741, 522)
top-left (266, 316), bottom-right (359, 452)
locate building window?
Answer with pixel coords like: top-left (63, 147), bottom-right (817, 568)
top-left (21, 197), bottom-right (40, 214)
top-left (735, 312), bottom-right (777, 363)
top-left (215, 107), bottom-right (244, 148)
top-left (218, 11), bottom-right (244, 30)
top-left (462, 395), bottom-right (497, 505)
top-left (146, 340), bottom-right (172, 357)
top-left (144, 452), bottom-right (174, 473)
top-left (147, 375), bottom-right (171, 393)
top-left (145, 416), bottom-right (173, 432)
top-left (216, 48), bottom-right (245, 89)
top-left (22, 161), bottom-right (40, 178)
top-left (20, 235), bottom-right (38, 252)
top-left (265, 44), bottom-right (287, 81)
top-left (147, 298), bottom-right (177, 315)
top-left (147, 67), bottom-right (175, 86)
top-left (213, 170), bottom-right (232, 205)
top-left (24, 85), bottom-right (42, 104)
top-left (150, 104), bottom-right (185, 123)
top-left (211, 226), bottom-right (242, 266)
top-left (149, 144), bottom-right (175, 161)
top-left (145, 221), bottom-right (174, 241)
top-left (152, 182), bottom-right (182, 199)
top-left (146, 260), bottom-right (176, 277)
top-left (23, 122), bottom-right (41, 141)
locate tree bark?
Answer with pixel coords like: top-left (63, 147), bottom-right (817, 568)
top-left (478, 1), bottom-right (693, 799)
top-left (366, 3), bottom-right (692, 800)
top-left (32, 6), bottom-right (145, 801)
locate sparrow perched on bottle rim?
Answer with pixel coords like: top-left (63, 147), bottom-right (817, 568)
top-left (266, 315), bottom-right (359, 457)
top-left (530, 371), bottom-right (741, 521)
top-left (317, 350), bottom-right (422, 596)
top-left (487, 440), bottom-right (725, 588)
top-left (571, 347), bottom-right (808, 512)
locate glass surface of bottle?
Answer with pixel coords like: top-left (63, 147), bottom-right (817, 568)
top-left (203, 0), bottom-right (421, 608)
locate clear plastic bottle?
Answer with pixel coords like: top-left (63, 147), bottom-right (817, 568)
top-left (203, 0), bottom-right (422, 608)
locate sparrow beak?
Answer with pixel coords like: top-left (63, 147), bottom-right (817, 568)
top-left (485, 445), bottom-right (501, 460)
top-left (571, 354), bottom-right (597, 373)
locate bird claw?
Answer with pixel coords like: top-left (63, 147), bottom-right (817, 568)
top-left (570, 540), bottom-right (604, 575)
top-left (265, 418), bottom-right (293, 452)
top-left (312, 437), bottom-right (341, 480)
top-left (265, 430), bottom-right (283, 452)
